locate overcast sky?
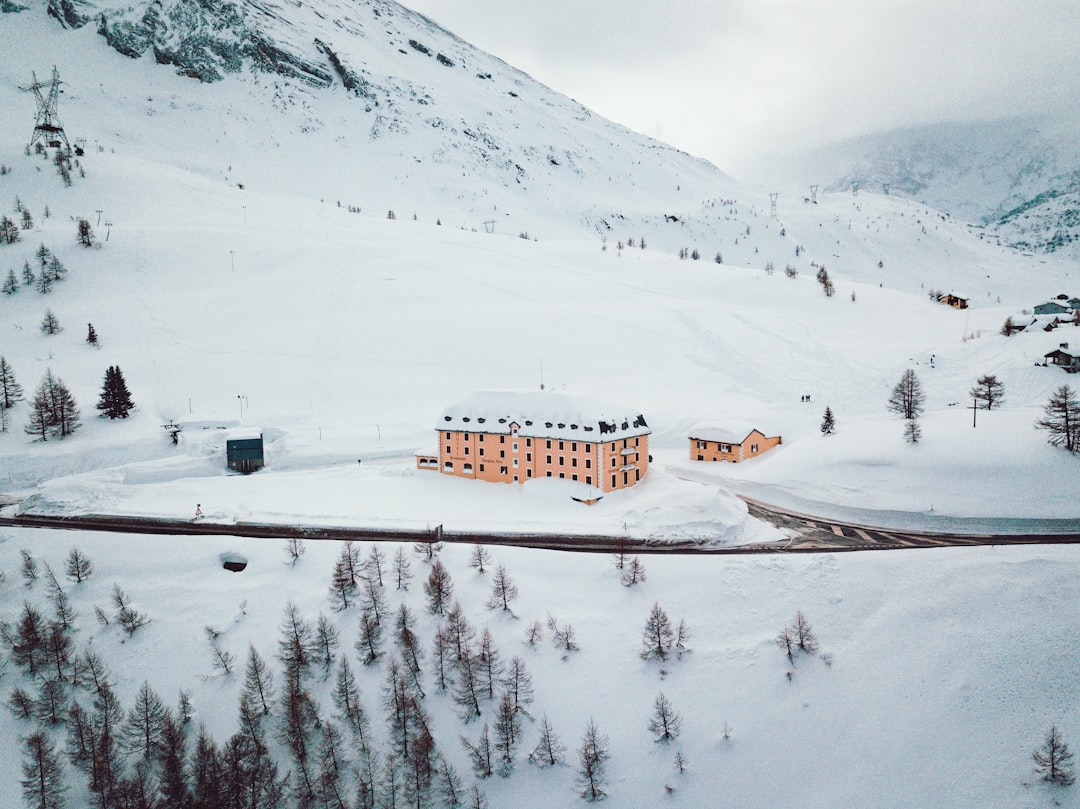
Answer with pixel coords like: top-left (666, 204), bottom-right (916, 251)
top-left (406, 0), bottom-right (1080, 174)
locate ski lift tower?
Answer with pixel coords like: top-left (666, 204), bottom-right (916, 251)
top-left (24, 66), bottom-right (71, 154)
top-left (809, 185), bottom-right (818, 204)
top-left (769, 192), bottom-right (778, 218)
top-left (851, 180), bottom-right (859, 200)
top-left (882, 182), bottom-right (890, 195)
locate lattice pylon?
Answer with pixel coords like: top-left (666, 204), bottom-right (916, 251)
top-left (25, 66), bottom-right (70, 153)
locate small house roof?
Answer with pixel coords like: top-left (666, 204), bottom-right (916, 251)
top-left (688, 421), bottom-right (770, 444)
top-left (438, 389), bottom-right (650, 442)
top-left (225, 426), bottom-right (263, 442)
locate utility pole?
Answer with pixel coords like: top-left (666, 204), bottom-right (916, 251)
top-left (23, 67), bottom-right (71, 153)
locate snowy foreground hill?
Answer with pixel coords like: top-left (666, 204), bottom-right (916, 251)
top-left (1, 2), bottom-right (1080, 807)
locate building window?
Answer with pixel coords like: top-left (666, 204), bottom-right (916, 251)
top-left (697, 455), bottom-right (704, 461)
top-left (445, 432), bottom-right (451, 439)
top-left (479, 464), bottom-right (485, 472)
top-left (571, 442), bottom-right (577, 451)
top-left (750, 443), bottom-right (759, 453)
top-left (697, 440), bottom-right (705, 449)
top-left (585, 459), bottom-right (591, 469)
top-left (513, 443), bottom-right (518, 452)
top-left (611, 458), bottom-right (616, 468)
top-left (559, 472), bottom-right (565, 479)
top-left (527, 469), bottom-right (533, 478)
top-left (623, 471), bottom-right (629, 485)
top-left (464, 432), bottom-right (469, 439)
top-left (499, 450), bottom-right (505, 458)
top-left (586, 444), bottom-right (592, 453)
top-left (559, 441), bottom-right (565, 451)
top-left (500, 436), bottom-right (505, 444)
top-left (445, 445), bottom-right (451, 454)
top-left (546, 471), bottom-right (552, 477)
top-left (635, 438), bottom-right (639, 447)
top-left (559, 457), bottom-right (565, 466)
top-left (572, 474), bottom-right (578, 481)
top-left (479, 448), bottom-right (485, 457)
top-left (586, 476), bottom-right (592, 485)
top-left (463, 463), bottom-right (473, 472)
top-left (546, 455), bottom-right (552, 464)
top-left (464, 446), bottom-right (470, 455)
top-left (513, 459), bottom-right (519, 468)
top-left (720, 443), bottom-right (731, 453)
top-left (444, 461), bottom-right (454, 471)
top-left (572, 457), bottom-right (578, 467)
top-left (611, 474), bottom-right (616, 488)
top-left (526, 452), bottom-right (532, 462)
top-left (500, 466), bottom-right (508, 475)
top-left (546, 440), bottom-right (552, 449)
top-left (526, 438), bottom-right (532, 447)
top-left (479, 434), bottom-right (484, 442)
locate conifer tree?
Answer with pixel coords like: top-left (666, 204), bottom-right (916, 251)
top-left (393, 546), bottom-right (413, 590)
top-left (469, 543), bottom-right (491, 574)
top-left (484, 564), bottom-right (519, 612)
top-left (26, 370), bottom-right (79, 440)
top-left (243, 645), bottom-right (275, 716)
top-left (20, 731), bottom-right (67, 809)
top-left (462, 724), bottom-right (494, 779)
top-left (21, 260), bottom-right (35, 286)
top-left (576, 718), bottom-right (611, 802)
top-left (122, 680), bottom-right (168, 760)
top-left (528, 714), bottom-right (566, 767)
top-left (647, 691), bottom-right (682, 743)
top-left (0, 355), bottom-right (23, 409)
top-left (1034, 725), bottom-right (1076, 786)
top-left (641, 602), bottom-right (675, 662)
top-left (887, 368), bottom-right (925, 420)
top-left (820, 405), bottom-right (836, 435)
top-left (65, 546), bottom-right (94, 583)
top-left (1, 267), bottom-right (17, 294)
top-left (971, 374), bottom-right (1005, 410)
top-left (86, 322), bottom-right (99, 346)
top-left (424, 559), bottom-right (453, 615)
top-left (40, 308), bottom-right (61, 334)
top-left (621, 556), bottom-right (646, 586)
top-left (1036, 385), bottom-right (1080, 452)
top-left (96, 365), bottom-right (135, 419)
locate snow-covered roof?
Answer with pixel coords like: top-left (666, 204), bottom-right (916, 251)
top-left (225, 426), bottom-right (263, 442)
top-left (438, 389), bottom-right (650, 442)
top-left (688, 421), bottom-right (771, 444)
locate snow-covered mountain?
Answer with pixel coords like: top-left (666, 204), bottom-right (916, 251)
top-left (743, 118), bottom-right (1080, 258)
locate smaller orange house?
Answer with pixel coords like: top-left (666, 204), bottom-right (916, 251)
top-left (689, 423), bottom-right (781, 463)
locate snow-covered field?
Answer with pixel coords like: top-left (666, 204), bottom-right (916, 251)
top-left (1, 4), bottom-right (1079, 807)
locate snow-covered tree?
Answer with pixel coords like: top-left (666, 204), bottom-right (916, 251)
top-left (529, 714), bottom-right (566, 767)
top-left (484, 564), bottom-right (519, 612)
top-left (40, 308), bottom-right (61, 335)
top-left (20, 731), bottom-right (66, 809)
top-left (641, 602), bottom-right (675, 662)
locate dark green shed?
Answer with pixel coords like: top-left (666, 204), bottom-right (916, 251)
top-left (226, 427), bottom-right (264, 473)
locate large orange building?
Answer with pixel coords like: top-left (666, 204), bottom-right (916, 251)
top-left (417, 389), bottom-right (651, 492)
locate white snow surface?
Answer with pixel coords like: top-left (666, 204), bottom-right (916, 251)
top-left (0, 4), bottom-right (1079, 807)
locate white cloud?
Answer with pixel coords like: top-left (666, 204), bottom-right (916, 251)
top-left (407, 0), bottom-right (1080, 171)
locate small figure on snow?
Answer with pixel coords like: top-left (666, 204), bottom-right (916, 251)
top-left (194, 504), bottom-right (203, 520)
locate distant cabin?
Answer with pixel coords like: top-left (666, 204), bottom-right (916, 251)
top-left (1034, 300), bottom-right (1070, 316)
top-left (1067, 297), bottom-right (1080, 310)
top-left (226, 427), bottom-right (264, 473)
top-left (689, 423), bottom-right (781, 463)
top-left (418, 389), bottom-right (651, 493)
top-left (1044, 346), bottom-right (1080, 373)
top-left (940, 293), bottom-right (968, 309)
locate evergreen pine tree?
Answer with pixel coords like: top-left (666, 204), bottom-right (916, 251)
top-left (0, 355), bottom-right (23, 409)
top-left (820, 405), bottom-right (836, 435)
top-left (1, 267), bottom-right (17, 294)
top-left (96, 365), bottom-right (135, 419)
top-left (1034, 725), bottom-right (1076, 786)
top-left (40, 308), bottom-right (61, 334)
top-left (576, 718), bottom-right (611, 802)
top-left (21, 260), bottom-right (35, 286)
top-left (1036, 385), bottom-right (1080, 452)
top-left (528, 713), bottom-right (566, 767)
top-left (86, 322), bottom-right (99, 346)
top-left (641, 602), bottom-right (675, 662)
top-left (20, 731), bottom-right (67, 809)
top-left (887, 368), bottom-right (925, 419)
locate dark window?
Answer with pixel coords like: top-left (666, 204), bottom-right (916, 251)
top-left (500, 450), bottom-right (505, 459)
top-left (586, 444), bottom-right (592, 453)
top-left (464, 447), bottom-right (469, 455)
top-left (500, 436), bottom-right (505, 444)
top-left (611, 474), bottom-right (616, 488)
top-left (500, 466), bottom-right (508, 475)
top-left (546, 455), bottom-right (552, 464)
top-left (586, 459), bottom-right (592, 469)
top-left (445, 445), bottom-right (451, 454)
top-left (697, 455), bottom-right (704, 461)
top-left (559, 441), bottom-right (565, 450)
top-left (559, 472), bottom-right (565, 479)
top-left (546, 471), bottom-right (552, 477)
top-left (445, 432), bottom-right (451, 439)
top-left (571, 442), bottom-right (577, 451)
top-left (527, 469), bottom-right (533, 478)
top-left (623, 471), bottom-right (628, 485)
top-left (559, 457), bottom-right (565, 466)
top-left (526, 438), bottom-right (532, 447)
top-left (526, 452), bottom-right (532, 462)
top-left (480, 464), bottom-right (485, 472)
top-left (546, 440), bottom-right (552, 449)
top-left (572, 474), bottom-right (578, 481)
top-left (586, 476), bottom-right (592, 485)
top-left (479, 434), bottom-right (484, 442)
top-left (479, 448), bottom-right (485, 457)
top-left (572, 457), bottom-right (578, 467)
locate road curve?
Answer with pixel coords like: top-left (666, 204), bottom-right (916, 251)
top-left (3, 500), bottom-right (1080, 555)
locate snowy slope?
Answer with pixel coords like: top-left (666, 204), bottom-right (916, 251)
top-left (1, 4), bottom-right (1080, 808)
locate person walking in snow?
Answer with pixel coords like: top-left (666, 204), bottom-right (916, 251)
top-left (194, 503), bottom-right (203, 519)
